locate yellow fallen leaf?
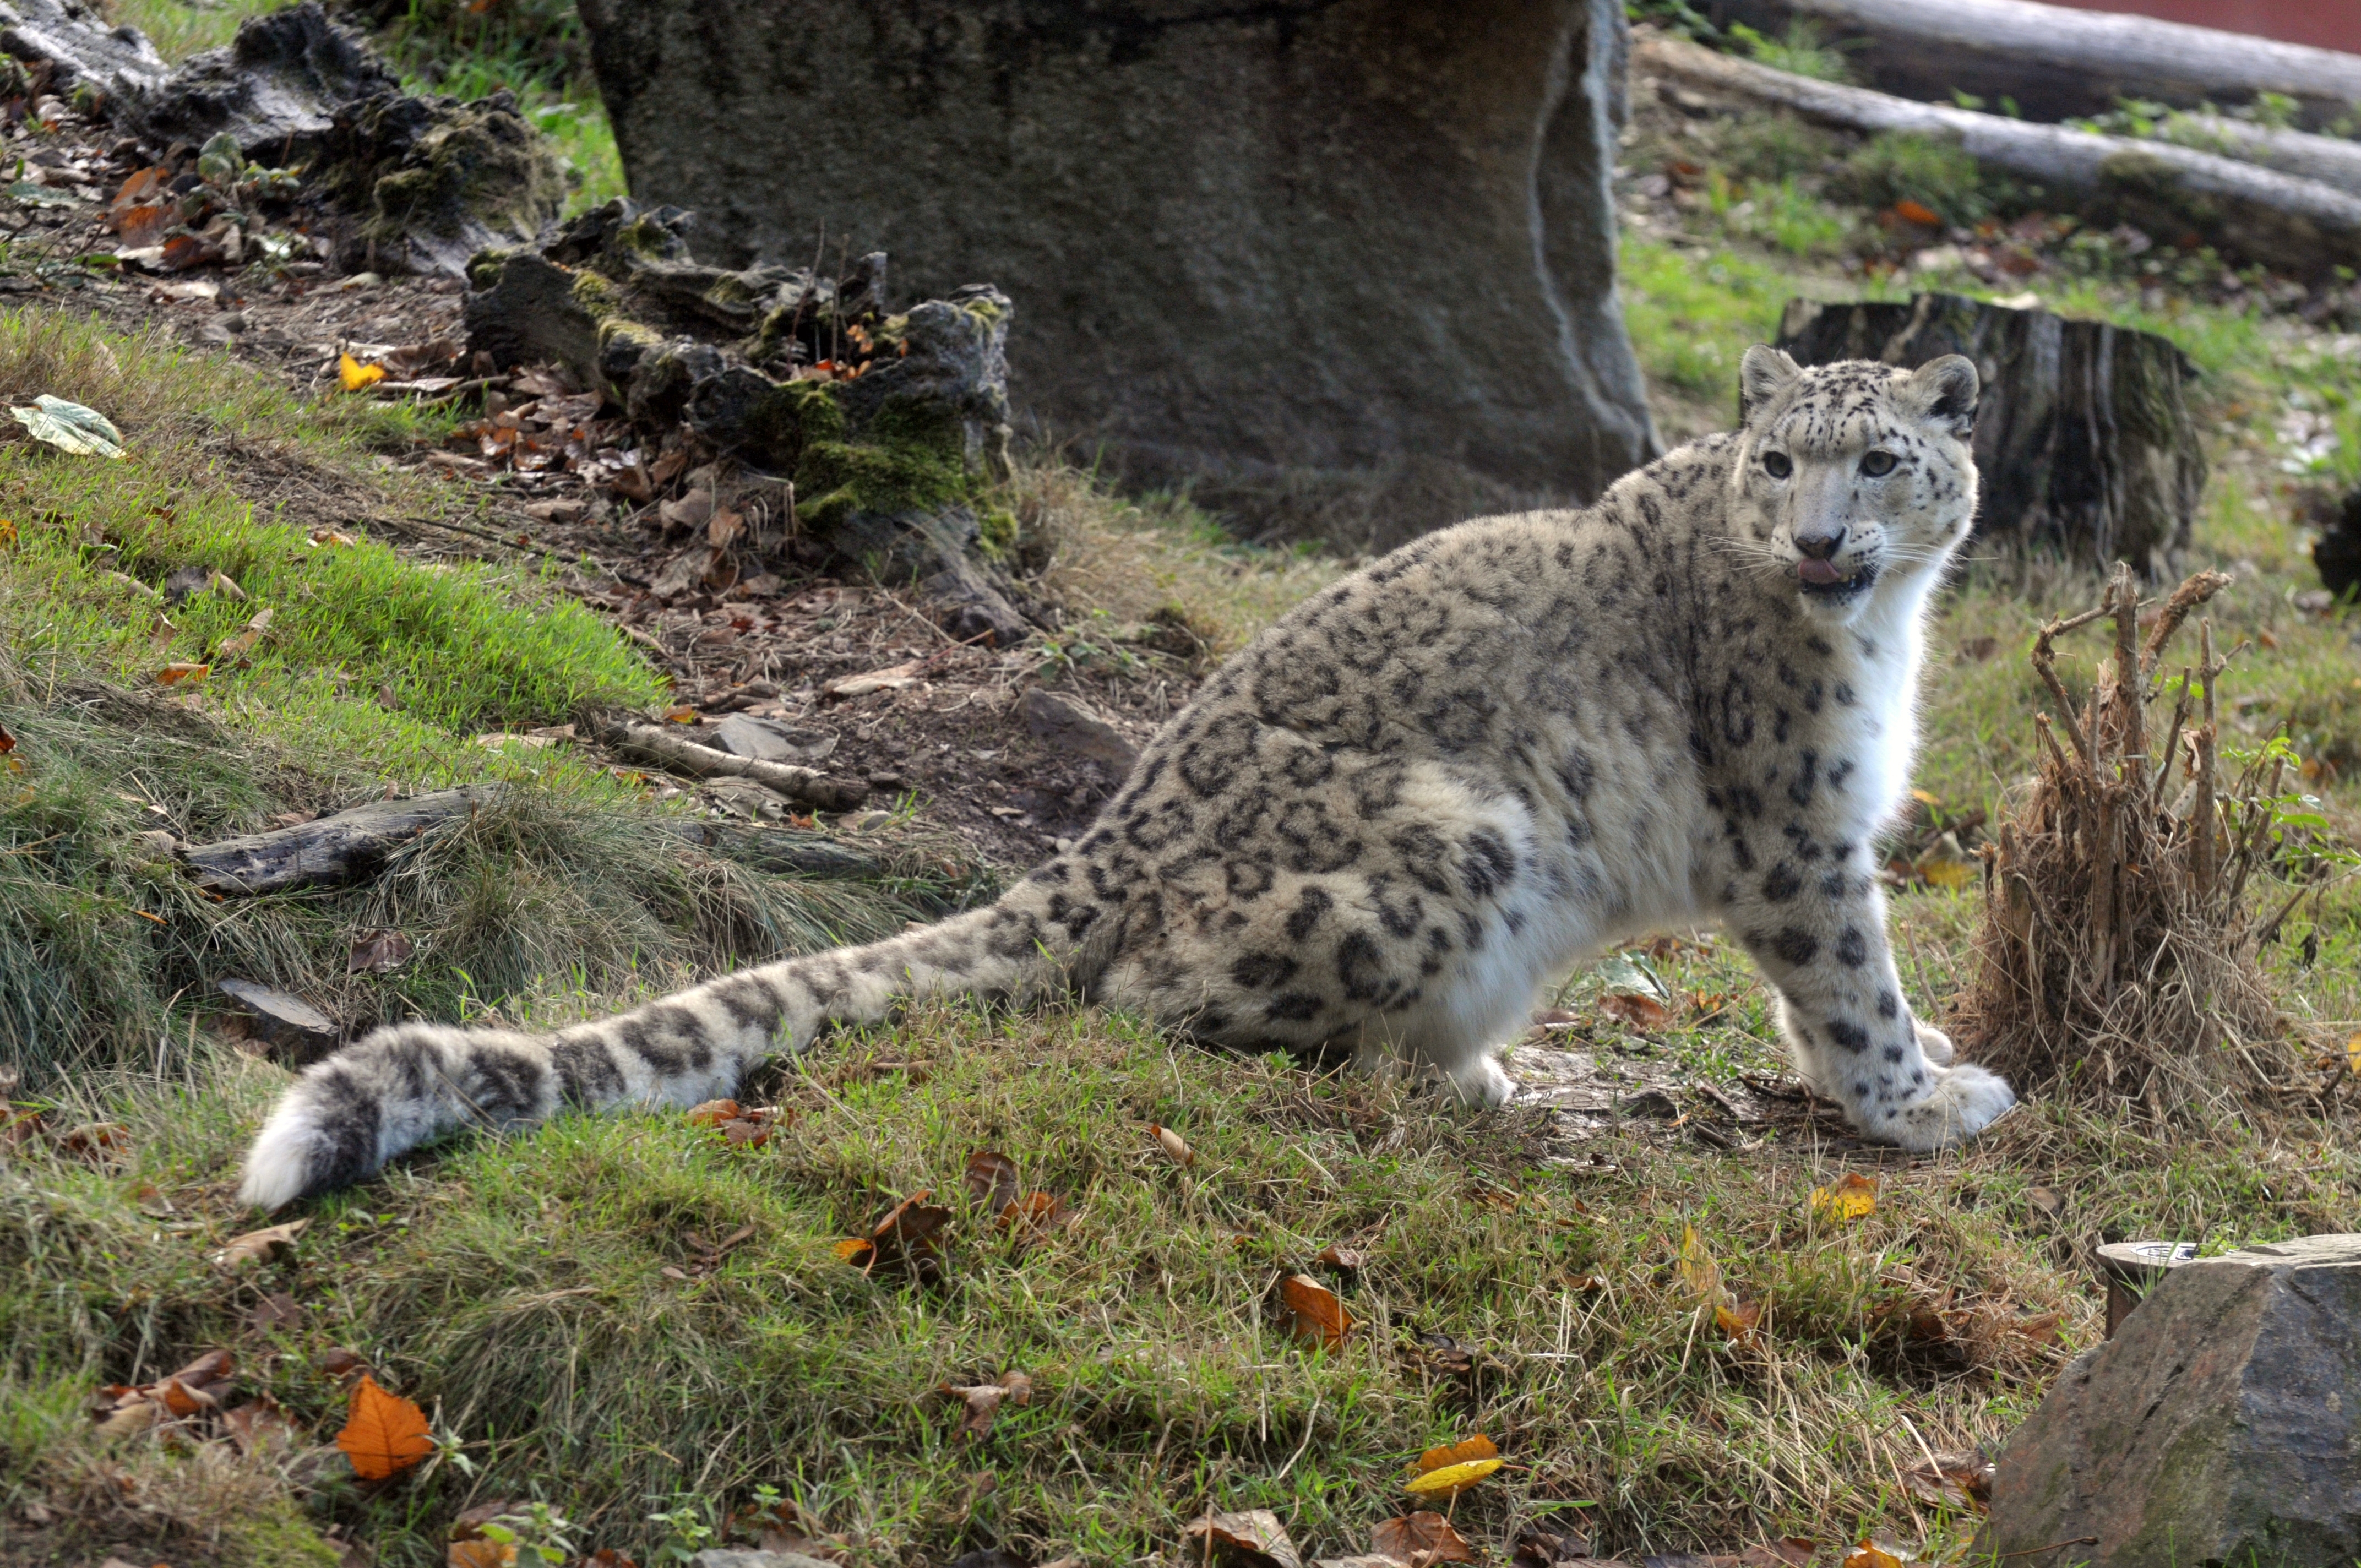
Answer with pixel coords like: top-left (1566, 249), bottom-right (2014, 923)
top-left (1402, 1456), bottom-right (1504, 1499)
top-left (1810, 1171), bottom-right (1878, 1222)
top-left (338, 352), bottom-right (385, 392)
top-left (1841, 1542), bottom-right (1906, 1568)
top-left (1910, 788), bottom-right (1941, 807)
top-left (2346, 1032), bottom-right (2361, 1075)
top-left (1917, 855), bottom-right (1976, 891)
top-left (1677, 1224), bottom-right (1723, 1305)
top-left (0, 516), bottom-right (14, 546)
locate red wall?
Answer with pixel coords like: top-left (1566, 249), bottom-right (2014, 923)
top-left (2049, 1), bottom-right (2361, 55)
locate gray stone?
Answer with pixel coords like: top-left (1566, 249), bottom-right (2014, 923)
top-left (573, 0), bottom-right (1659, 549)
top-left (690, 1553), bottom-right (837, 1568)
top-left (1975, 1232), bottom-right (2361, 1568)
top-left (709, 715), bottom-right (838, 766)
top-left (1020, 688), bottom-right (1138, 776)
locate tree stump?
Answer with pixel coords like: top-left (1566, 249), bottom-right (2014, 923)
top-left (570, 0), bottom-right (1659, 549)
top-left (1774, 292), bottom-right (2205, 574)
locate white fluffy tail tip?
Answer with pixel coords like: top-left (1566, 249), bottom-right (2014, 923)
top-left (237, 1109), bottom-right (320, 1210)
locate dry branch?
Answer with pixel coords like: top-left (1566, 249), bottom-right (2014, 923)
top-left (1961, 567), bottom-right (2301, 1122)
top-left (1636, 32), bottom-right (2361, 275)
top-left (591, 718), bottom-right (869, 813)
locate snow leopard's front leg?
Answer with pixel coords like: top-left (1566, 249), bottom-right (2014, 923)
top-left (1732, 875), bottom-right (2012, 1150)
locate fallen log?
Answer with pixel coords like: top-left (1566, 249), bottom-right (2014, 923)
top-left (660, 820), bottom-right (890, 879)
top-left (1638, 32), bottom-right (2361, 275)
top-left (1698, 0), bottom-right (2361, 130)
top-left (181, 786), bottom-right (496, 896)
top-left (591, 718), bottom-right (869, 813)
top-left (1774, 292), bottom-right (2204, 574)
top-left (2159, 115), bottom-right (2361, 202)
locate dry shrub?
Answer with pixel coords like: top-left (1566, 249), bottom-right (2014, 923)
top-left (1959, 565), bottom-right (2311, 1121)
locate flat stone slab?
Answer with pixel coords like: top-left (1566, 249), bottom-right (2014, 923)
top-left (1976, 1232), bottom-right (2361, 1567)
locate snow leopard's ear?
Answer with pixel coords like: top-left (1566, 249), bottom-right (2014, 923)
top-left (1738, 345), bottom-right (1803, 423)
top-left (1903, 354), bottom-right (1979, 439)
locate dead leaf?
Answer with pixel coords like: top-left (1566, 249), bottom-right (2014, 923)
top-left (336, 1374), bottom-right (432, 1481)
top-left (1184, 1510), bottom-right (1303, 1568)
top-left (214, 1218), bottom-right (307, 1266)
top-left (964, 1149), bottom-right (1021, 1216)
top-left (823, 661), bottom-right (922, 700)
top-left (1840, 1544), bottom-right (1908, 1568)
top-left (1677, 1225), bottom-right (1723, 1305)
top-left (247, 1291), bottom-right (302, 1334)
top-left (447, 1541), bottom-right (516, 1568)
top-left (1316, 1244), bottom-right (1366, 1272)
top-left (1280, 1271), bottom-right (1353, 1350)
top-left (1810, 1171), bottom-right (1878, 1222)
top-left (1150, 1122), bottom-right (1195, 1167)
top-left (833, 1190), bottom-right (952, 1282)
top-left (157, 660), bottom-right (210, 687)
top-left (1402, 1433), bottom-right (1503, 1499)
top-left (339, 353), bottom-right (387, 393)
top-left (214, 607), bottom-right (274, 662)
top-left (1598, 990), bottom-right (1674, 1030)
top-left (320, 1346), bottom-right (372, 1384)
top-left (1902, 1450), bottom-right (1994, 1509)
top-left (347, 929), bottom-right (414, 975)
top-left (1715, 1297), bottom-right (1765, 1349)
top-left (942, 1368), bottom-right (1032, 1438)
top-left (1743, 1544), bottom-right (1817, 1568)
top-left (685, 1098), bottom-right (742, 1126)
top-left (1374, 1513), bottom-right (1476, 1567)
top-left (1510, 1528), bottom-right (1590, 1568)
top-left (0, 722), bottom-right (14, 755)
top-left (223, 1396), bottom-right (302, 1456)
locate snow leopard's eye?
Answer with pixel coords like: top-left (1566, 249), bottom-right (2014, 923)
top-left (1859, 450), bottom-right (1897, 477)
top-left (1761, 451), bottom-right (1792, 479)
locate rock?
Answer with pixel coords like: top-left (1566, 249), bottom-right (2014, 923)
top-left (1974, 1232), bottom-right (2361, 1567)
top-left (215, 978), bottom-right (339, 1063)
top-left (572, 0), bottom-right (1659, 549)
top-left (2313, 487), bottom-right (2361, 602)
top-left (709, 714), bottom-right (838, 766)
top-left (690, 1553), bottom-right (837, 1568)
top-left (1776, 292), bottom-right (2205, 576)
top-left (1020, 688), bottom-right (1139, 777)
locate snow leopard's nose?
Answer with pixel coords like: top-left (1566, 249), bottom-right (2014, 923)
top-left (1794, 524), bottom-right (1846, 560)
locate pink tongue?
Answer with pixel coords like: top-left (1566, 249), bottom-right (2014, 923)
top-left (1797, 559), bottom-right (1843, 585)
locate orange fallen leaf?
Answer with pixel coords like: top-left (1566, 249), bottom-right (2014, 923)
top-left (1000, 1189), bottom-right (1070, 1248)
top-left (1716, 1297), bottom-right (1766, 1349)
top-left (685, 1098), bottom-right (742, 1126)
top-left (1280, 1271), bottom-right (1353, 1350)
top-left (1841, 1543), bottom-right (1907, 1568)
top-left (157, 661), bottom-right (209, 687)
top-left (1373, 1512), bottom-right (1476, 1566)
top-left (336, 1373), bottom-right (432, 1481)
top-left (448, 1540), bottom-right (516, 1568)
top-left (1598, 990), bottom-right (1674, 1031)
top-left (662, 704), bottom-right (700, 723)
top-left (1150, 1122), bottom-right (1194, 1167)
top-left (1893, 198), bottom-right (1941, 226)
top-left (833, 1190), bottom-right (951, 1282)
top-left (1811, 1170), bottom-right (1878, 1221)
top-left (1402, 1433), bottom-right (1503, 1498)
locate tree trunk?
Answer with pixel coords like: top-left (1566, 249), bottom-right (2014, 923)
top-left (1700, 0), bottom-right (2361, 130)
top-left (587, 718), bottom-right (869, 812)
top-left (1774, 292), bottom-right (2205, 575)
top-left (1638, 32), bottom-right (2361, 276)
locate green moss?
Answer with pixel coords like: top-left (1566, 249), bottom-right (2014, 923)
top-left (569, 267), bottom-right (626, 321)
top-left (223, 1502), bottom-right (344, 1568)
top-left (978, 504), bottom-right (1020, 558)
top-left (794, 391), bottom-right (979, 532)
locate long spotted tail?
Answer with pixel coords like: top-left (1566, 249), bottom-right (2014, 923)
top-left (237, 883), bottom-right (1084, 1209)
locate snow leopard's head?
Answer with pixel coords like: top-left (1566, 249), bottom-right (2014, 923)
top-left (1731, 347), bottom-right (1980, 624)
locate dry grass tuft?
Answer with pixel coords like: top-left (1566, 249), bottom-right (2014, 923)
top-left (1961, 565), bottom-right (2308, 1122)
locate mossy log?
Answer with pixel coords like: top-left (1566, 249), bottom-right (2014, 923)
top-left (1699, 0), bottom-right (2361, 132)
top-left (1774, 292), bottom-right (2204, 574)
top-left (1638, 32), bottom-right (2361, 276)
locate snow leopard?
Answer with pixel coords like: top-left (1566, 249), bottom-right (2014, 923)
top-left (240, 346), bottom-right (2014, 1209)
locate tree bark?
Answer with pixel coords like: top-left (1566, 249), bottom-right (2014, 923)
top-left (1638, 32), bottom-right (2361, 276)
top-left (1774, 292), bottom-right (2205, 575)
top-left (1699, 0), bottom-right (2361, 130)
top-left (182, 787), bottom-right (496, 896)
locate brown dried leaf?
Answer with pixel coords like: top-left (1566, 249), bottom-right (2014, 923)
top-left (1372, 1513), bottom-right (1476, 1567)
top-left (320, 1346), bottom-right (372, 1384)
top-left (347, 929), bottom-right (414, 975)
top-left (1279, 1272), bottom-right (1353, 1350)
top-left (1598, 990), bottom-right (1674, 1031)
top-left (223, 1396), bottom-right (302, 1456)
top-left (1150, 1122), bottom-right (1194, 1167)
top-left (1184, 1509), bottom-right (1303, 1568)
top-left (963, 1149), bottom-right (1020, 1216)
top-left (1902, 1449), bottom-right (1994, 1509)
top-left (336, 1374), bottom-right (432, 1481)
top-left (684, 1098), bottom-right (741, 1126)
top-left (834, 1190), bottom-right (951, 1281)
top-left (215, 1218), bottom-right (306, 1267)
top-left (1315, 1244), bottom-right (1366, 1272)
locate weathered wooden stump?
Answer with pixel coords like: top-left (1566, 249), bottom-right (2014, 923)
top-left (572, 0), bottom-right (1659, 548)
top-left (1775, 292), bottom-right (2205, 574)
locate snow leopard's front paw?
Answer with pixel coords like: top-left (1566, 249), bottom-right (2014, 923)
top-left (1443, 1053), bottom-right (1517, 1110)
top-left (1914, 1020), bottom-right (1956, 1065)
top-left (1884, 1063), bottom-right (2015, 1150)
